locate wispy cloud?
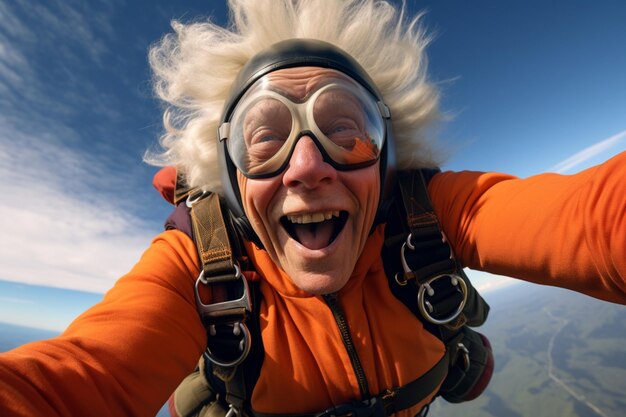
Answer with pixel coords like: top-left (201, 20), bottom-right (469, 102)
top-left (0, 0), bottom-right (163, 294)
top-left (0, 0), bottom-right (138, 129)
top-left (464, 269), bottom-right (520, 293)
top-left (0, 127), bottom-right (157, 293)
top-left (0, 296), bottom-right (35, 305)
top-left (549, 130), bottom-right (626, 174)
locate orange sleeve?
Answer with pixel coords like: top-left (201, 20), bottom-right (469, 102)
top-left (428, 151), bottom-right (626, 304)
top-left (0, 230), bottom-right (206, 417)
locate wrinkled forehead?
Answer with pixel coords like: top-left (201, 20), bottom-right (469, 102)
top-left (258, 67), bottom-right (356, 102)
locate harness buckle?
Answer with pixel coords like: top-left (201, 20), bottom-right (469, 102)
top-left (195, 265), bottom-right (251, 317)
top-left (195, 265), bottom-right (253, 367)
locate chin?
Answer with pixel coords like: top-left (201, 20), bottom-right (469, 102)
top-left (292, 272), bottom-right (350, 295)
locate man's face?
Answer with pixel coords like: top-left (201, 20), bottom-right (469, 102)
top-left (236, 67), bottom-right (381, 294)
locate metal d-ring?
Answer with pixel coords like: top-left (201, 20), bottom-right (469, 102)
top-left (417, 273), bottom-right (468, 325)
top-left (204, 321), bottom-right (252, 368)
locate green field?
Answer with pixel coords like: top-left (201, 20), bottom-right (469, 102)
top-left (431, 282), bottom-right (626, 417)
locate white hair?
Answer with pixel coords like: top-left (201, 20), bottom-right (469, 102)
top-left (146, 0), bottom-right (442, 193)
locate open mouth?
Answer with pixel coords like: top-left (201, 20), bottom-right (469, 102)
top-left (280, 210), bottom-right (349, 250)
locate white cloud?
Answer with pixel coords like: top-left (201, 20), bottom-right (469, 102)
top-left (0, 0), bottom-right (133, 126)
top-left (15, 0), bottom-right (117, 67)
top-left (549, 130), bottom-right (626, 174)
top-left (0, 0), bottom-right (165, 294)
top-left (464, 269), bottom-right (519, 293)
top-left (0, 296), bottom-right (35, 305)
top-left (0, 128), bottom-right (157, 294)
top-left (0, 1), bottom-right (35, 41)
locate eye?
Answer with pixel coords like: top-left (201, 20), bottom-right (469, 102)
top-left (320, 118), bottom-right (360, 148)
top-left (243, 99), bottom-right (292, 146)
top-left (328, 124), bottom-right (353, 134)
top-left (250, 130), bottom-right (285, 145)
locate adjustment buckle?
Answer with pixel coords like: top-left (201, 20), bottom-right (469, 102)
top-left (195, 265), bottom-right (252, 367)
top-left (195, 265), bottom-right (251, 316)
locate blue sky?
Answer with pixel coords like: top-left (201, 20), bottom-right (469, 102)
top-left (1, 0), bottom-right (625, 331)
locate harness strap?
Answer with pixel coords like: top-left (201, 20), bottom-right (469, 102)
top-left (252, 353), bottom-right (448, 417)
top-left (396, 170), bottom-right (457, 284)
top-left (187, 191), bottom-right (254, 416)
top-left (189, 192), bottom-right (251, 327)
top-left (392, 170), bottom-right (468, 331)
top-left (190, 192), bottom-right (238, 283)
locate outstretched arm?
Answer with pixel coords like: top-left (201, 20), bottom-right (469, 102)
top-left (428, 151), bottom-right (626, 304)
top-left (0, 230), bottom-right (205, 417)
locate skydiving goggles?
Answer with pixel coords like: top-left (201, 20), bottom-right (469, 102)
top-left (218, 70), bottom-right (391, 178)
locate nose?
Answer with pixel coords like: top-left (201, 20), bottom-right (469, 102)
top-left (282, 136), bottom-right (337, 189)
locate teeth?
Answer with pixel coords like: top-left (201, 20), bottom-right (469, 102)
top-left (287, 211), bottom-right (341, 224)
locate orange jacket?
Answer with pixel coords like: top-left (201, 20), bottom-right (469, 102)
top-left (1, 152), bottom-right (625, 416)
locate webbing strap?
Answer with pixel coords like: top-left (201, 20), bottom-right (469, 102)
top-left (190, 193), bottom-right (238, 283)
top-left (396, 170), bottom-right (457, 284)
top-left (188, 191), bottom-right (253, 395)
top-left (392, 170), bottom-right (470, 333)
top-left (397, 170), bottom-right (439, 232)
top-left (252, 353), bottom-right (448, 417)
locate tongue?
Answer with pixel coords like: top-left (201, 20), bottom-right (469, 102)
top-left (293, 220), bottom-right (335, 250)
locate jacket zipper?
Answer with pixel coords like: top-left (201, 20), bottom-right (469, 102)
top-left (323, 292), bottom-right (370, 399)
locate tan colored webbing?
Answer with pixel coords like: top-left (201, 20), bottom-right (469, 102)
top-left (397, 170), bottom-right (439, 232)
top-left (190, 193), bottom-right (237, 282)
